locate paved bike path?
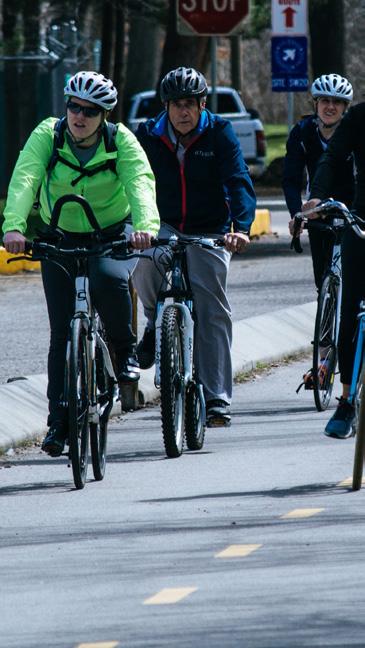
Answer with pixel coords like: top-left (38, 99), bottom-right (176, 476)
top-left (0, 301), bottom-right (316, 454)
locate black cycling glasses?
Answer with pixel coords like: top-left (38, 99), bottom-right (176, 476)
top-left (67, 100), bottom-right (102, 118)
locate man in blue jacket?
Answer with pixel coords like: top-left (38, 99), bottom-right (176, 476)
top-left (133, 67), bottom-right (256, 427)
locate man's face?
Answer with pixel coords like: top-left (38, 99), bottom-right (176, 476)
top-left (167, 98), bottom-right (205, 135)
top-left (316, 96), bottom-right (347, 127)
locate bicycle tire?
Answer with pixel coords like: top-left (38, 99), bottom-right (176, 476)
top-left (313, 274), bottom-right (339, 411)
top-left (90, 335), bottom-right (114, 481)
top-left (185, 382), bottom-right (205, 451)
top-left (352, 357), bottom-right (365, 491)
top-left (160, 305), bottom-right (185, 458)
top-left (68, 318), bottom-right (90, 489)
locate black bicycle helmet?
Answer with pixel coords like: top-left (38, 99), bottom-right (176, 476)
top-left (160, 67), bottom-right (208, 102)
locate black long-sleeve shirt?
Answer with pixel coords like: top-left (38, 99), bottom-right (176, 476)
top-left (283, 114), bottom-right (354, 216)
top-left (310, 103), bottom-right (365, 213)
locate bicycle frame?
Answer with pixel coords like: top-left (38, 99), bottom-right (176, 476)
top-left (154, 243), bottom-right (195, 389)
top-left (325, 223), bottom-right (343, 349)
top-left (63, 264), bottom-right (117, 420)
top-left (348, 305), bottom-right (365, 405)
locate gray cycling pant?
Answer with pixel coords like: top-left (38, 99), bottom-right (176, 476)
top-left (132, 224), bottom-right (233, 404)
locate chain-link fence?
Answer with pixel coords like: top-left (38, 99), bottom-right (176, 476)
top-left (0, 22), bottom-right (79, 197)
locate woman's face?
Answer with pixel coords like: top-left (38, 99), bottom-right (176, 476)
top-left (316, 96), bottom-right (347, 127)
top-left (66, 97), bottom-right (104, 141)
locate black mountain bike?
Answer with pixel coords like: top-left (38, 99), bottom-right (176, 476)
top-left (292, 206), bottom-right (343, 411)
top-left (9, 195), bottom-right (136, 489)
top-left (151, 235), bottom-right (224, 458)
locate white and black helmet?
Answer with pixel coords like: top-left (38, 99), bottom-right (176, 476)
top-left (160, 67), bottom-right (208, 102)
top-left (64, 71), bottom-right (118, 110)
top-left (311, 73), bottom-right (353, 103)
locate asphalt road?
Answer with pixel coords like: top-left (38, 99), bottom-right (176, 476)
top-left (0, 210), bottom-right (316, 384)
top-left (2, 358), bottom-right (364, 648)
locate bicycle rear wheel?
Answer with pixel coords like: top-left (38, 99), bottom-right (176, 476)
top-left (68, 318), bottom-right (90, 489)
top-left (185, 382), bottom-right (205, 451)
top-left (90, 333), bottom-right (114, 481)
top-left (160, 305), bottom-right (185, 458)
top-left (352, 356), bottom-right (365, 491)
top-left (313, 274), bottom-right (339, 411)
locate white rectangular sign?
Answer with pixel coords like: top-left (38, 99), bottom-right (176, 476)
top-left (272, 0), bottom-right (308, 36)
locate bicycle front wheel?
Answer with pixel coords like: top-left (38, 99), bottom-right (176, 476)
top-left (185, 382), bottom-right (205, 451)
top-left (90, 334), bottom-right (114, 481)
top-left (160, 305), bottom-right (185, 458)
top-left (68, 318), bottom-right (90, 489)
top-left (313, 274), bottom-right (339, 411)
top-left (352, 358), bottom-right (365, 491)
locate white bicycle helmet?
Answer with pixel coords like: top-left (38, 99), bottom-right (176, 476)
top-left (64, 71), bottom-right (118, 110)
top-left (311, 73), bottom-right (353, 103)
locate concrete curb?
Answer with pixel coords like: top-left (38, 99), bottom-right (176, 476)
top-left (0, 301), bottom-right (316, 454)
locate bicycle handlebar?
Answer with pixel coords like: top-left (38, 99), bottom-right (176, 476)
top-left (150, 235), bottom-right (225, 250)
top-left (290, 199), bottom-right (365, 253)
top-left (8, 237), bottom-right (135, 265)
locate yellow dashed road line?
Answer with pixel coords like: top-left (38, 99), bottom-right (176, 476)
top-left (77, 642), bottom-right (119, 648)
top-left (337, 476), bottom-right (365, 487)
top-left (143, 587), bottom-right (197, 605)
top-left (281, 508), bottom-right (324, 519)
top-left (215, 543), bottom-right (262, 558)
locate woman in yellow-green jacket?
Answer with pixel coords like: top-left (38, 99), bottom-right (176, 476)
top-left (2, 70), bottom-right (160, 457)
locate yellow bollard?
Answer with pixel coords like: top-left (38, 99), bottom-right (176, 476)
top-left (0, 246), bottom-right (40, 274)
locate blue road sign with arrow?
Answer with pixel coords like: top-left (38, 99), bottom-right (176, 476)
top-left (271, 36), bottom-right (308, 92)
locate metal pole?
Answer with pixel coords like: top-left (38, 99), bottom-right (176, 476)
top-left (287, 92), bottom-right (294, 133)
top-left (210, 36), bottom-right (217, 113)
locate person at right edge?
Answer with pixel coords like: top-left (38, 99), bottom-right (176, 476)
top-left (132, 66), bottom-right (256, 428)
top-left (282, 73), bottom-right (354, 393)
top-left (304, 86), bottom-right (365, 440)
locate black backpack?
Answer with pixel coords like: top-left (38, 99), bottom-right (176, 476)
top-left (34, 117), bottom-right (118, 208)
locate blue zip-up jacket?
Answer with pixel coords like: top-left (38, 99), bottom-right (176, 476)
top-left (282, 114), bottom-right (354, 217)
top-left (136, 109), bottom-right (256, 235)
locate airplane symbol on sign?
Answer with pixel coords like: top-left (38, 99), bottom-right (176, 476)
top-left (283, 49), bottom-right (296, 61)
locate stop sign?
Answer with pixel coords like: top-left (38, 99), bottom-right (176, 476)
top-left (177, 0), bottom-right (250, 36)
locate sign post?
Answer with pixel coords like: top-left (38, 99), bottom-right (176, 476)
top-left (176, 1), bottom-right (250, 113)
top-left (271, 0), bottom-right (308, 132)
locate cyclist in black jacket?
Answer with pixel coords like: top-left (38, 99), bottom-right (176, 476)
top-left (283, 73), bottom-right (354, 290)
top-left (305, 101), bottom-right (365, 439)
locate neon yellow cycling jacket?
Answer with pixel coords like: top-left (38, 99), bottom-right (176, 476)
top-left (3, 117), bottom-right (160, 235)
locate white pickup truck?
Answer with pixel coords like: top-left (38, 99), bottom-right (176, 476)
top-left (126, 86), bottom-right (267, 178)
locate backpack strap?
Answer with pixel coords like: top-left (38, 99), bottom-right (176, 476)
top-left (34, 120), bottom-right (119, 208)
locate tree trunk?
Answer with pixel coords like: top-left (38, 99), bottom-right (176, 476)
top-left (231, 36), bottom-right (243, 94)
top-left (158, 0), bottom-right (210, 94)
top-left (125, 15), bottom-right (164, 98)
top-left (100, 0), bottom-right (115, 78)
top-left (309, 0), bottom-right (345, 77)
top-left (113, 2), bottom-right (126, 122)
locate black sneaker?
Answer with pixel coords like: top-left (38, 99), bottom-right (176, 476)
top-left (324, 397), bottom-right (355, 439)
top-left (41, 423), bottom-right (68, 457)
top-left (117, 354), bottom-right (140, 384)
top-left (136, 327), bottom-right (155, 369)
top-left (206, 399), bottom-right (231, 428)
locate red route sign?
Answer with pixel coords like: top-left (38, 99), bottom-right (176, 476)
top-left (177, 0), bottom-right (250, 36)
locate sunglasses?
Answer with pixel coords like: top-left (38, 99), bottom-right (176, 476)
top-left (67, 101), bottom-right (102, 118)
